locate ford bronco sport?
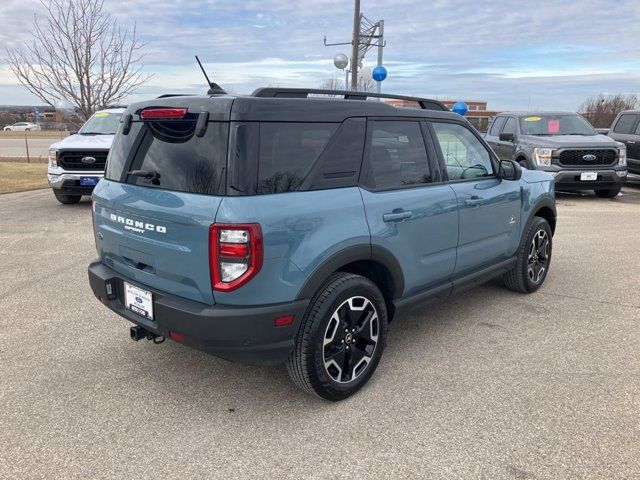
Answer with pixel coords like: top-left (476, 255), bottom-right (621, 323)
top-left (485, 112), bottom-right (627, 198)
top-left (88, 88), bottom-right (556, 400)
top-left (48, 107), bottom-right (125, 204)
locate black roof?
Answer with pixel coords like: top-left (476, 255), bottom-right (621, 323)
top-left (126, 88), bottom-right (461, 123)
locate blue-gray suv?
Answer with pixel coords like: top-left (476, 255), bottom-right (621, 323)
top-left (88, 88), bottom-right (556, 400)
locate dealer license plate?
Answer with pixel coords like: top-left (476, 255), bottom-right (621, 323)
top-left (80, 176), bottom-right (99, 186)
top-left (580, 172), bottom-right (597, 181)
top-left (124, 282), bottom-right (153, 320)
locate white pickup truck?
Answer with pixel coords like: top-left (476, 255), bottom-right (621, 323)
top-left (47, 108), bottom-right (125, 204)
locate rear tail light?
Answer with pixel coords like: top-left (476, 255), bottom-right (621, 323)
top-left (209, 223), bottom-right (263, 291)
top-left (140, 108), bottom-right (187, 120)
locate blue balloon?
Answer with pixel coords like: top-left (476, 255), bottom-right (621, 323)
top-left (452, 101), bottom-right (468, 116)
top-left (372, 66), bottom-right (387, 82)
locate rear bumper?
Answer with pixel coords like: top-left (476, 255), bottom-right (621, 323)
top-left (48, 172), bottom-right (103, 195)
top-left (551, 168), bottom-right (627, 190)
top-left (88, 260), bottom-right (308, 365)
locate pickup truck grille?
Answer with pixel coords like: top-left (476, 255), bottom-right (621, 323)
top-left (558, 149), bottom-right (617, 167)
top-left (58, 150), bottom-right (108, 171)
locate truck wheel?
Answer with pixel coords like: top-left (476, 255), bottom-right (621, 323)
top-left (594, 186), bottom-right (622, 198)
top-left (503, 216), bottom-right (552, 293)
top-left (53, 191), bottom-right (81, 204)
top-left (287, 272), bottom-right (388, 401)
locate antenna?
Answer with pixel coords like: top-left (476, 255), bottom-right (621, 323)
top-left (195, 55), bottom-right (227, 95)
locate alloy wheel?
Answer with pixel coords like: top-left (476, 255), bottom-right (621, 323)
top-left (323, 296), bottom-right (379, 384)
top-left (527, 229), bottom-right (550, 284)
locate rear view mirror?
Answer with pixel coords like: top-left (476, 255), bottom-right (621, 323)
top-left (499, 159), bottom-right (522, 181)
top-left (499, 132), bottom-right (515, 142)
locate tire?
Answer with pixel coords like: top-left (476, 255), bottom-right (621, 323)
top-left (287, 272), bottom-right (388, 401)
top-left (53, 191), bottom-right (81, 204)
top-left (503, 216), bottom-right (552, 293)
top-left (517, 159), bottom-right (528, 169)
top-left (594, 186), bottom-right (622, 198)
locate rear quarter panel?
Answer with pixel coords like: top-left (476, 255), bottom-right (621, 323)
top-left (214, 188), bottom-right (370, 306)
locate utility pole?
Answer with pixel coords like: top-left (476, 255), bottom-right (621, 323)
top-left (350, 0), bottom-right (361, 91)
top-left (376, 19), bottom-right (384, 94)
top-left (323, 1), bottom-right (385, 92)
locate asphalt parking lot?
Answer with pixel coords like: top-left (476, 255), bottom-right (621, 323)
top-left (1, 182), bottom-right (639, 479)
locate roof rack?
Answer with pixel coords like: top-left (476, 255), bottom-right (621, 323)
top-left (251, 88), bottom-right (448, 111)
top-left (156, 94), bottom-right (199, 99)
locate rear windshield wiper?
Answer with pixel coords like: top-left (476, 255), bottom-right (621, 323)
top-left (80, 131), bottom-right (112, 135)
top-left (127, 170), bottom-right (161, 184)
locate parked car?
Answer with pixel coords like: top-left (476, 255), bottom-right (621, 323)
top-left (47, 107), bottom-right (125, 204)
top-left (88, 88), bottom-right (556, 400)
top-left (3, 122), bottom-right (41, 131)
top-left (485, 112), bottom-right (627, 198)
top-left (607, 110), bottom-right (640, 175)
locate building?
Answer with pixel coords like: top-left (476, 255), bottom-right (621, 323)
top-left (386, 99), bottom-right (501, 132)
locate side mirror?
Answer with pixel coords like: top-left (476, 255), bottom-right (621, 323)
top-left (499, 132), bottom-right (515, 142)
top-left (499, 159), bottom-right (522, 181)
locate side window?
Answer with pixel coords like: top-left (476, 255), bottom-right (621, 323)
top-left (257, 123), bottom-right (338, 194)
top-left (635, 120), bottom-right (640, 136)
top-left (432, 122), bottom-right (495, 181)
top-left (489, 116), bottom-right (505, 136)
top-left (362, 121), bottom-right (431, 190)
top-left (613, 114), bottom-right (638, 134)
top-left (502, 117), bottom-right (516, 135)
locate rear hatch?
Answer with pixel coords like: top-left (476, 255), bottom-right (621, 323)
top-left (92, 96), bottom-right (234, 305)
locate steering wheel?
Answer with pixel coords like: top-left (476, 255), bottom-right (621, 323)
top-left (461, 163), bottom-right (488, 179)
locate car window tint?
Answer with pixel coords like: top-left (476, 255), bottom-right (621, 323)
top-left (489, 117), bottom-right (505, 136)
top-left (363, 121), bottom-right (431, 190)
top-left (502, 117), bottom-right (516, 135)
top-left (613, 114), bottom-right (637, 134)
top-left (432, 122), bottom-right (494, 181)
top-left (257, 123), bottom-right (338, 194)
top-left (106, 121), bottom-right (228, 196)
top-left (635, 120), bottom-right (640, 136)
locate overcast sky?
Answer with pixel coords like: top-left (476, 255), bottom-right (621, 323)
top-left (1, 0), bottom-right (640, 110)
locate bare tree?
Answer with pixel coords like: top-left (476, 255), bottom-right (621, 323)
top-left (578, 94), bottom-right (639, 128)
top-left (319, 77), bottom-right (344, 94)
top-left (356, 76), bottom-right (377, 93)
top-left (6, 0), bottom-right (150, 120)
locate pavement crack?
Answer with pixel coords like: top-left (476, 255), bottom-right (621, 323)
top-left (539, 291), bottom-right (639, 310)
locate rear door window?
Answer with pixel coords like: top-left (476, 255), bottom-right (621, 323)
top-left (106, 120), bottom-right (229, 196)
top-left (361, 121), bottom-right (432, 190)
top-left (613, 114), bottom-right (638, 134)
top-left (257, 123), bottom-right (338, 194)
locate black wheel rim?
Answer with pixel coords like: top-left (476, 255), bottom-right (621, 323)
top-left (528, 229), bottom-right (550, 284)
top-left (323, 296), bottom-right (379, 384)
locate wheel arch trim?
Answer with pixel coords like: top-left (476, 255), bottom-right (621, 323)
top-left (295, 244), bottom-right (405, 301)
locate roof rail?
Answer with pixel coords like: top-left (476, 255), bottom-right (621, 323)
top-left (156, 94), bottom-right (199, 99)
top-left (251, 88), bottom-right (448, 111)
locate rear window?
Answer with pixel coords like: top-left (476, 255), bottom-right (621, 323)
top-left (257, 123), bottom-right (338, 194)
top-left (106, 120), bottom-right (228, 196)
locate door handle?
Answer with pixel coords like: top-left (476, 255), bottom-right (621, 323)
top-left (465, 196), bottom-right (483, 207)
top-left (383, 209), bottom-right (413, 222)
top-left (627, 141), bottom-right (636, 144)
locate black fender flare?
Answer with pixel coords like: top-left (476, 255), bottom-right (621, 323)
top-left (295, 244), bottom-right (405, 300)
top-left (525, 198), bottom-right (557, 234)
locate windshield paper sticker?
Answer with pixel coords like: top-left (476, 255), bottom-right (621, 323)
top-left (548, 119), bottom-right (560, 133)
top-left (94, 112), bottom-right (109, 118)
top-left (524, 116), bottom-right (541, 122)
